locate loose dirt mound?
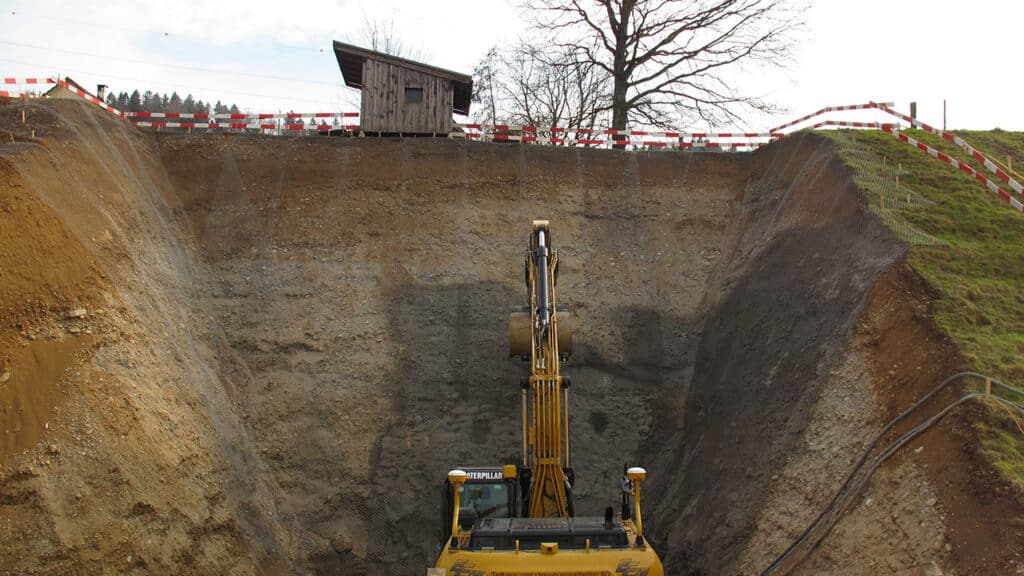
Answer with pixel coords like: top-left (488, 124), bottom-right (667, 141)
top-left (1, 99), bottom-right (1020, 576)
top-left (0, 150), bottom-right (108, 466)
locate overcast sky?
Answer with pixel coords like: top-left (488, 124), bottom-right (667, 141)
top-left (2, 0), bottom-right (1022, 130)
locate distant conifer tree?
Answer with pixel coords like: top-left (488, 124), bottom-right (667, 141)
top-left (128, 90), bottom-right (142, 112)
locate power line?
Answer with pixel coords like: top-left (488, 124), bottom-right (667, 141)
top-left (5, 9), bottom-right (329, 53)
top-left (0, 57), bottom-right (355, 108)
top-left (0, 40), bottom-right (342, 87)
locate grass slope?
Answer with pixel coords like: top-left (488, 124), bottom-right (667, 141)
top-left (825, 128), bottom-right (1024, 491)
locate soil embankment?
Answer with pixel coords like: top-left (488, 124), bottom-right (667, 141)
top-left (1, 99), bottom-right (1020, 575)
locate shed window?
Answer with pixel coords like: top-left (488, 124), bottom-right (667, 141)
top-left (405, 86), bottom-right (424, 104)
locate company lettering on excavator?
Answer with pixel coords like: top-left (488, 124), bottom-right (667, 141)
top-left (433, 221), bottom-right (664, 575)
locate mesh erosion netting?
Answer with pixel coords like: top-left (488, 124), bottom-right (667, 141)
top-left (831, 132), bottom-right (944, 247)
top-left (0, 142), bottom-right (40, 156)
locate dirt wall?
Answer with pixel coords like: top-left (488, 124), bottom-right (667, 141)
top-left (0, 99), bottom-right (980, 575)
top-left (641, 134), bottom-right (906, 574)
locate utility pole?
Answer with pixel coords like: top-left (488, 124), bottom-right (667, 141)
top-left (943, 100), bottom-right (947, 131)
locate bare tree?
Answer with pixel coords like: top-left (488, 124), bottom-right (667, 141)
top-left (361, 11), bottom-right (430, 60)
top-left (472, 43), bottom-right (608, 132)
top-left (505, 44), bottom-right (607, 130)
top-left (471, 48), bottom-right (501, 126)
top-left (522, 0), bottom-right (805, 130)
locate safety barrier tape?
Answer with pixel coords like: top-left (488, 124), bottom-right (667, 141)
top-left (454, 132), bottom-right (606, 145)
top-left (54, 79), bottom-right (125, 118)
top-left (772, 103), bottom-right (1023, 214)
top-left (811, 121), bottom-right (881, 129)
top-left (882, 125), bottom-right (1024, 213)
top-left (774, 101), bottom-right (1024, 201)
top-left (2, 78), bottom-right (56, 85)
top-left (451, 131), bottom-right (764, 149)
top-left (642, 141), bottom-right (762, 149)
top-left (130, 120), bottom-right (360, 131)
top-left (125, 111), bottom-right (360, 120)
top-left (876, 104), bottom-right (1024, 197)
top-left (0, 78), bottom-right (55, 100)
top-left (770, 102), bottom-right (894, 133)
top-left (456, 123), bottom-right (781, 140)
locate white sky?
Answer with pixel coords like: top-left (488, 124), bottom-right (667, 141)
top-left (2, 0), bottom-right (1022, 130)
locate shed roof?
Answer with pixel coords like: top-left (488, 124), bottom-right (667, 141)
top-left (333, 41), bottom-right (472, 115)
top-left (43, 77), bottom-right (98, 100)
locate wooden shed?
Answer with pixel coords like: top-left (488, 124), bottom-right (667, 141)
top-left (333, 41), bottom-right (472, 135)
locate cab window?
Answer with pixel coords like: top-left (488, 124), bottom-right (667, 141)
top-left (459, 482), bottom-right (509, 518)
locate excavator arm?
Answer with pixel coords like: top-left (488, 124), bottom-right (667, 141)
top-left (433, 221), bottom-right (664, 576)
top-left (512, 220), bottom-right (573, 518)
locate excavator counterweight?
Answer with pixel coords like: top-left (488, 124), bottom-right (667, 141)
top-left (434, 221), bottom-right (664, 575)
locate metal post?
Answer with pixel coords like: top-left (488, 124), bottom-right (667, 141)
top-left (627, 467), bottom-right (647, 540)
top-left (448, 470), bottom-right (468, 542)
top-left (521, 387), bottom-right (528, 468)
top-left (943, 100), bottom-right (947, 131)
top-left (563, 385), bottom-right (570, 468)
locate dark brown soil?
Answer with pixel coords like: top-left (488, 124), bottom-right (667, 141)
top-left (858, 264), bottom-right (1024, 576)
top-left (641, 134), bottom-right (907, 575)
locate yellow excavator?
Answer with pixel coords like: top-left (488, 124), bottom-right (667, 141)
top-left (433, 221), bottom-right (664, 575)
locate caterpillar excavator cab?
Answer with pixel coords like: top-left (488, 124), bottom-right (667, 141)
top-left (433, 221), bottom-right (664, 575)
top-left (439, 466), bottom-right (520, 545)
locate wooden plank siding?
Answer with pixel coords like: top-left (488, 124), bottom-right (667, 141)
top-left (361, 59), bottom-right (454, 134)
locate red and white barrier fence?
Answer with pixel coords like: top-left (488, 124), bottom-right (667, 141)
top-left (770, 101), bottom-right (1024, 215)
top-left (882, 125), bottom-right (1023, 213)
top-left (451, 130), bottom-right (764, 148)
top-left (53, 79), bottom-right (125, 118)
top-left (1, 77), bottom-right (123, 118)
top-left (0, 78), bottom-right (56, 99)
top-left (125, 111), bottom-right (360, 120)
top-left (455, 123), bottom-right (781, 139)
top-left (4, 72), bottom-right (1022, 212)
top-left (2, 78), bottom-right (56, 85)
top-left (875, 104), bottom-right (1024, 198)
top-left (3, 73), bottom-right (1020, 216)
top-left (130, 120), bottom-right (360, 132)
top-left (770, 102), bottom-right (894, 133)
top-left (454, 122), bottom-right (781, 150)
top-left (126, 111), bottom-right (361, 132)
top-left (810, 120), bottom-right (881, 130)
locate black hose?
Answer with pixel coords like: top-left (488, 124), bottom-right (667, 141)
top-left (760, 372), bottom-right (1024, 576)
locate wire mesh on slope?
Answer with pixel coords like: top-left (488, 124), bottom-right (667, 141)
top-left (832, 132), bottom-right (944, 246)
top-left (0, 141), bottom-right (40, 156)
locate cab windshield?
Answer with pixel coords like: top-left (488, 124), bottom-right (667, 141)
top-left (459, 482), bottom-right (510, 518)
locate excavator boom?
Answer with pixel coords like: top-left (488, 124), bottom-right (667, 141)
top-left (433, 221), bottom-right (664, 576)
top-left (523, 221), bottom-right (570, 518)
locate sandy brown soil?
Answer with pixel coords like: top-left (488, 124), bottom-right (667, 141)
top-left (0, 98), bottom-right (1021, 575)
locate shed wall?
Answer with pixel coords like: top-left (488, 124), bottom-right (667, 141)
top-left (360, 60), bottom-right (454, 134)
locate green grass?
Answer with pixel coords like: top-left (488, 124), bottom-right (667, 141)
top-left (981, 421), bottom-right (1024, 492)
top-left (822, 128), bottom-right (1024, 492)
top-left (955, 129), bottom-right (1024, 181)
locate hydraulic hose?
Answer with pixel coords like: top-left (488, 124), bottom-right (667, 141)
top-left (760, 372), bottom-right (1024, 576)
